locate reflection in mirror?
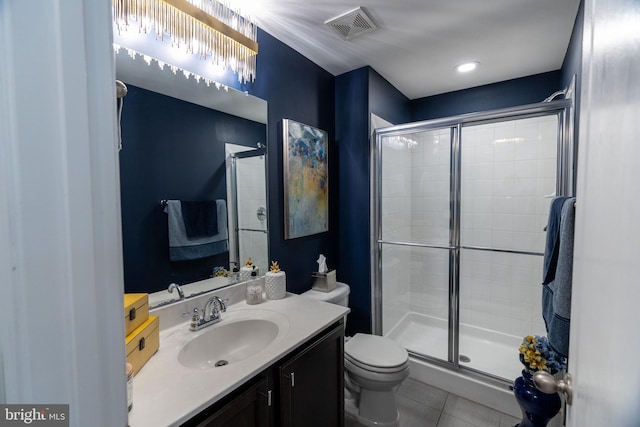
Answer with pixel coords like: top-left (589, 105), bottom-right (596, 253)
top-left (115, 48), bottom-right (268, 308)
top-left (226, 144), bottom-right (269, 275)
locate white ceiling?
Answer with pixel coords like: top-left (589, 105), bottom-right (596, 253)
top-left (246, 0), bottom-right (581, 100)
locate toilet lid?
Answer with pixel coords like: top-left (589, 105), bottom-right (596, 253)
top-left (344, 334), bottom-right (408, 369)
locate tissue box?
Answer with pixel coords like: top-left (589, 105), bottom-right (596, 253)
top-left (311, 270), bottom-right (336, 292)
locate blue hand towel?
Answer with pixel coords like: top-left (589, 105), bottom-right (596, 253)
top-left (542, 197), bottom-right (575, 358)
top-left (181, 201), bottom-right (218, 238)
top-left (165, 200), bottom-right (228, 261)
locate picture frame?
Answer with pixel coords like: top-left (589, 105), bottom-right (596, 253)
top-left (282, 119), bottom-right (329, 239)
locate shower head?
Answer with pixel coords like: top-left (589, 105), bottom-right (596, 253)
top-left (116, 80), bottom-right (128, 99)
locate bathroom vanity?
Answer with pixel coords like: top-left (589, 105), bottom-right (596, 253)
top-left (127, 286), bottom-right (349, 427)
top-left (184, 321), bottom-right (344, 427)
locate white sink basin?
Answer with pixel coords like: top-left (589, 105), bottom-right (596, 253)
top-left (178, 317), bottom-right (281, 369)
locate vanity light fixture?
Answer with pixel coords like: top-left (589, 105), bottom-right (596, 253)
top-left (114, 44), bottom-right (231, 91)
top-left (112, 0), bottom-right (259, 83)
top-left (455, 61), bottom-right (479, 73)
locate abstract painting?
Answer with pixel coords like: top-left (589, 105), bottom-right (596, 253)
top-left (283, 119), bottom-right (329, 239)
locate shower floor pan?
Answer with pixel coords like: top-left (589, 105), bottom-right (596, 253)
top-left (386, 312), bottom-right (523, 381)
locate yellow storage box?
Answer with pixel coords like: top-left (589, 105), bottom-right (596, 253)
top-left (124, 293), bottom-right (149, 336)
top-left (125, 315), bottom-right (159, 376)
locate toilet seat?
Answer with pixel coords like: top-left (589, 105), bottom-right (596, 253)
top-left (344, 334), bottom-right (408, 373)
top-left (345, 353), bottom-right (409, 375)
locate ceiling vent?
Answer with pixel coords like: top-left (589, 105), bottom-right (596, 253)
top-left (325, 7), bottom-right (377, 41)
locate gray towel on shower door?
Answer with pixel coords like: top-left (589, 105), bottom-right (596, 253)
top-left (543, 196), bottom-right (570, 285)
top-left (542, 197), bottom-right (576, 358)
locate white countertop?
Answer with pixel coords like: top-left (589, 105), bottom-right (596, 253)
top-left (128, 293), bottom-right (349, 427)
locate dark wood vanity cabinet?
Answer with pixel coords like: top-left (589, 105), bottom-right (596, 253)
top-left (279, 322), bottom-right (344, 427)
top-left (181, 320), bottom-right (344, 427)
top-left (182, 374), bottom-right (273, 427)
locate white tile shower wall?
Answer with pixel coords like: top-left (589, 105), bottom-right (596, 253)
top-left (409, 246), bottom-right (449, 320)
top-left (381, 135), bottom-right (413, 333)
top-left (381, 136), bottom-right (412, 243)
top-left (381, 244), bottom-right (410, 334)
top-left (411, 129), bottom-right (450, 245)
top-left (407, 129), bottom-right (451, 324)
top-left (381, 129), bottom-right (451, 336)
top-left (461, 117), bottom-right (557, 253)
top-left (458, 116), bottom-right (557, 338)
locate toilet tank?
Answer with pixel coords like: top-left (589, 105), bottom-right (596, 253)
top-left (301, 282), bottom-right (350, 307)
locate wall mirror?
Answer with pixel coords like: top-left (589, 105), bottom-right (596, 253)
top-left (116, 47), bottom-right (269, 308)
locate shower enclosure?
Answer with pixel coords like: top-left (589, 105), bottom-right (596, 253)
top-left (226, 143), bottom-right (269, 275)
top-left (372, 100), bottom-right (574, 388)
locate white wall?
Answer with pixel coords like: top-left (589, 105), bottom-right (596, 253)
top-left (567, 0), bottom-right (640, 424)
top-left (0, 1), bottom-right (128, 425)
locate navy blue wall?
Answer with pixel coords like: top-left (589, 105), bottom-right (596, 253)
top-left (410, 71), bottom-right (562, 121)
top-left (560, 0), bottom-right (584, 190)
top-left (335, 68), bottom-right (370, 334)
top-left (336, 67), bottom-right (410, 335)
top-left (560, 1), bottom-right (583, 93)
top-left (369, 68), bottom-right (411, 125)
top-left (119, 85), bottom-right (265, 293)
top-left (251, 29), bottom-right (337, 295)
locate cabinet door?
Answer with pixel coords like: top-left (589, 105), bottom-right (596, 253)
top-left (184, 375), bottom-right (272, 427)
top-left (279, 322), bottom-right (344, 427)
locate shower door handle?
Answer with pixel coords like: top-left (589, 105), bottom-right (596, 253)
top-left (533, 371), bottom-right (573, 405)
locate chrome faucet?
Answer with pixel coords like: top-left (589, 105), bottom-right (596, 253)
top-left (190, 296), bottom-right (227, 331)
top-left (168, 282), bottom-right (185, 300)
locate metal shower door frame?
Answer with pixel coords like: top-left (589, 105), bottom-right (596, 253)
top-left (372, 99), bottom-right (574, 383)
top-left (228, 147), bottom-right (268, 269)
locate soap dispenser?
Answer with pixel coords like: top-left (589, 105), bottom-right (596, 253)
top-left (246, 271), bottom-right (263, 305)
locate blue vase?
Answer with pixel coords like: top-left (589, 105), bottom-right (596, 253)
top-left (513, 369), bottom-right (561, 427)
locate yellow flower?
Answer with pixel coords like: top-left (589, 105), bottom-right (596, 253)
top-left (245, 257), bottom-right (253, 267)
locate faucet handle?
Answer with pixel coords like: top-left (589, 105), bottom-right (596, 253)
top-left (189, 308), bottom-right (202, 331)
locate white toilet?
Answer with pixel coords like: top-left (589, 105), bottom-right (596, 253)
top-left (302, 282), bottom-right (410, 427)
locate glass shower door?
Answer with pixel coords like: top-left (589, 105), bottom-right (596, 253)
top-left (227, 144), bottom-right (269, 275)
top-left (374, 100), bottom-right (573, 386)
top-left (458, 114), bottom-right (559, 380)
top-left (378, 128), bottom-right (452, 362)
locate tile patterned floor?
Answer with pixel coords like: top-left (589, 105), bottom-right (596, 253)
top-left (345, 378), bottom-right (521, 427)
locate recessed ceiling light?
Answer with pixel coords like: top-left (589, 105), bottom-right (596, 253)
top-left (455, 62), bottom-right (479, 73)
